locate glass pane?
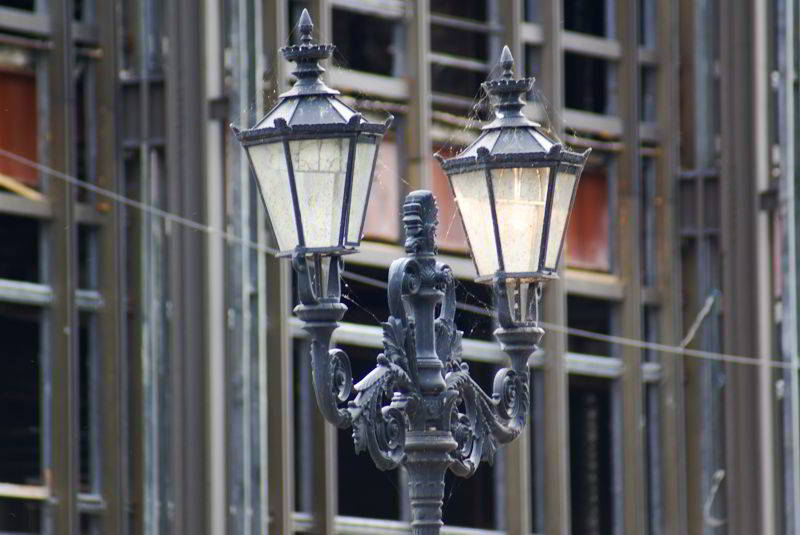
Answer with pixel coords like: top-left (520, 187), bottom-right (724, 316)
top-left (566, 164), bottom-right (611, 271)
top-left (564, 0), bottom-right (609, 37)
top-left (290, 137), bottom-right (349, 249)
top-left (79, 313), bottom-right (99, 493)
top-left (564, 53), bottom-right (617, 115)
top-left (0, 498), bottom-right (40, 533)
top-left (346, 138), bottom-right (378, 245)
top-left (567, 296), bottom-right (613, 357)
top-left (363, 140), bottom-right (401, 242)
top-left (0, 214), bottom-right (39, 282)
top-left (0, 69), bottom-right (38, 190)
top-left (337, 344), bottom-right (401, 520)
top-left (491, 167), bottom-right (550, 274)
top-left (432, 147), bottom-right (469, 253)
top-left (247, 141), bottom-right (298, 251)
top-left (0, 304), bottom-right (41, 484)
top-left (544, 169), bottom-right (578, 270)
top-left (569, 376), bottom-right (614, 534)
top-left (332, 9), bottom-right (400, 76)
top-left (449, 170), bottom-right (497, 276)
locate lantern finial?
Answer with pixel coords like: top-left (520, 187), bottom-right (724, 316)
top-left (499, 45), bottom-right (514, 79)
top-left (298, 8), bottom-right (314, 45)
top-left (279, 10), bottom-right (337, 97)
top-left (482, 45), bottom-right (536, 129)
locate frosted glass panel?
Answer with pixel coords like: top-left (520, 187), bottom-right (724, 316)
top-left (290, 138), bottom-right (349, 248)
top-left (247, 142), bottom-right (298, 251)
top-left (544, 170), bottom-right (578, 269)
top-left (346, 139), bottom-right (378, 244)
top-left (491, 167), bottom-right (550, 273)
top-left (449, 170), bottom-right (498, 276)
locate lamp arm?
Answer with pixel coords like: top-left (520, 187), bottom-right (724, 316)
top-left (445, 281), bottom-right (543, 478)
top-left (293, 253), bottom-right (353, 429)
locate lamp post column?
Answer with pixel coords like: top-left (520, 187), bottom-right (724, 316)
top-left (397, 191), bottom-right (457, 535)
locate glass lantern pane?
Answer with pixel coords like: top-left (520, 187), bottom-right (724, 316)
top-left (290, 137), bottom-right (350, 249)
top-left (247, 141), bottom-right (299, 251)
top-left (449, 170), bottom-right (498, 276)
top-left (491, 167), bottom-right (550, 273)
top-left (544, 169), bottom-right (579, 269)
top-left (346, 138), bottom-right (379, 244)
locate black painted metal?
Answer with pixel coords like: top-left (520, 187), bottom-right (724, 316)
top-left (292, 191), bottom-right (544, 534)
top-left (230, 9), bottom-right (392, 257)
top-left (436, 46), bottom-right (590, 283)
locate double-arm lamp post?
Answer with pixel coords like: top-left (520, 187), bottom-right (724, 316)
top-left (232, 10), bottom-right (589, 534)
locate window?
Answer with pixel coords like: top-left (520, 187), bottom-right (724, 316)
top-left (0, 498), bottom-right (40, 533)
top-left (640, 157), bottom-right (657, 285)
top-left (524, 0), bottom-right (539, 22)
top-left (441, 362), bottom-right (498, 530)
top-left (644, 384), bottom-right (662, 535)
top-left (337, 343), bottom-right (404, 520)
top-left (429, 1), bottom-right (491, 113)
top-left (363, 139), bottom-right (402, 243)
top-left (0, 214), bottom-right (39, 282)
top-left (569, 376), bottom-right (615, 535)
top-left (564, 53), bottom-right (618, 115)
top-left (332, 9), bottom-right (401, 76)
top-left (0, 0), bottom-right (34, 11)
top-left (640, 66), bottom-right (657, 122)
top-left (566, 155), bottom-right (612, 271)
top-left (564, 0), bottom-right (613, 38)
top-left (0, 67), bottom-right (38, 190)
top-left (639, 0), bottom-right (657, 48)
top-left (0, 304), bottom-right (41, 485)
top-left (567, 296), bottom-right (614, 356)
top-left (431, 0), bottom-right (486, 20)
top-left (431, 146), bottom-right (469, 253)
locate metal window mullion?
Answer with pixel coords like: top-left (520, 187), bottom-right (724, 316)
top-left (539, 0), bottom-right (571, 530)
top-left (95, 0), bottom-right (125, 526)
top-left (47, 1), bottom-right (80, 533)
top-left (617, 0), bottom-right (646, 531)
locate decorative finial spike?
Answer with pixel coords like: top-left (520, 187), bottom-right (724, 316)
top-left (298, 8), bottom-right (314, 45)
top-left (499, 45), bottom-right (514, 78)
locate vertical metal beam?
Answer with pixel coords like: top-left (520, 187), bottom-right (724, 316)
top-left (264, 3), bottom-right (293, 533)
top-left (753, 0), bottom-right (778, 532)
top-left (266, 260), bottom-right (293, 535)
top-left (48, 0), bottom-right (79, 533)
top-left (540, 1), bottom-right (570, 533)
top-left (655, 0), bottom-right (688, 532)
top-left (778, 0), bottom-right (800, 531)
top-left (719, 1), bottom-right (762, 533)
top-left (165, 0), bottom-right (208, 532)
top-left (405, 0), bottom-right (431, 191)
top-left (203, 0), bottom-right (226, 533)
top-left (311, 376), bottom-right (338, 535)
top-left (617, 0), bottom-right (646, 533)
top-left (95, 0), bottom-right (125, 533)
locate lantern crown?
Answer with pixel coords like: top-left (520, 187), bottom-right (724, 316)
top-left (482, 46), bottom-right (537, 130)
top-left (279, 9), bottom-right (338, 98)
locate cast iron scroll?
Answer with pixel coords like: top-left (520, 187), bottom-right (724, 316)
top-left (291, 190), bottom-right (543, 535)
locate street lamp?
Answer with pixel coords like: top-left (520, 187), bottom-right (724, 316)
top-left (231, 8), bottom-right (392, 257)
top-left (232, 11), bottom-right (588, 535)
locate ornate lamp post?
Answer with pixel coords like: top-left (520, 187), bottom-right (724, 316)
top-left (233, 11), bottom-right (589, 535)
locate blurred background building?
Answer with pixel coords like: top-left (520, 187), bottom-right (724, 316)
top-left (0, 0), bottom-right (798, 534)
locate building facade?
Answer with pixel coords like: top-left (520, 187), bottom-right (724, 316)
top-left (0, 0), bottom-right (797, 534)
